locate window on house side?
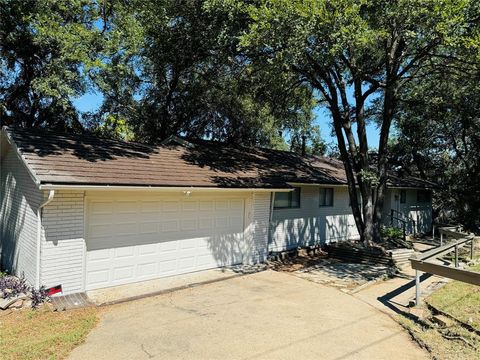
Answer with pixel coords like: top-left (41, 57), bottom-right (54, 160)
top-left (400, 190), bottom-right (407, 204)
top-left (274, 187), bottom-right (301, 209)
top-left (319, 188), bottom-right (334, 207)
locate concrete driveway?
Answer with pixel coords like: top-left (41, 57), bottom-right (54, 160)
top-left (69, 270), bottom-right (428, 360)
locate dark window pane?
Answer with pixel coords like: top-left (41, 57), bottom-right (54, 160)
top-left (290, 187), bottom-right (301, 208)
top-left (320, 188), bottom-right (334, 207)
top-left (274, 187), bottom-right (301, 208)
top-left (400, 190), bottom-right (407, 203)
top-left (274, 192), bottom-right (290, 208)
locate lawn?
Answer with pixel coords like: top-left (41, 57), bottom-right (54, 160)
top-left (0, 306), bottom-right (99, 360)
top-left (396, 258), bottom-right (480, 360)
top-left (397, 316), bottom-right (479, 360)
top-left (427, 261), bottom-right (480, 330)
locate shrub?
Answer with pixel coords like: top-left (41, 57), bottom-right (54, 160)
top-left (381, 226), bottom-right (404, 241)
top-left (0, 276), bottom-right (29, 299)
top-left (0, 276), bottom-right (49, 309)
top-left (31, 286), bottom-right (49, 309)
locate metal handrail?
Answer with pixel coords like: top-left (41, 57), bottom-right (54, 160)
top-left (410, 228), bottom-right (478, 305)
top-left (390, 209), bottom-right (416, 236)
top-left (390, 216), bottom-right (407, 241)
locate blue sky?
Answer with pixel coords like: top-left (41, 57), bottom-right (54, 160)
top-left (314, 106), bottom-right (380, 150)
top-left (73, 91), bottom-right (381, 149)
top-left (73, 92), bottom-right (103, 113)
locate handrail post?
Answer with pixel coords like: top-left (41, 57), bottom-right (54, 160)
top-left (440, 230), bottom-right (443, 246)
top-left (471, 238), bottom-right (474, 260)
top-left (455, 243), bottom-right (459, 268)
top-left (415, 270), bottom-right (421, 306)
top-left (403, 223), bottom-right (406, 242)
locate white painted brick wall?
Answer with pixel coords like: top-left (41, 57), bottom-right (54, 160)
top-left (41, 190), bottom-right (85, 294)
top-left (0, 146), bottom-right (43, 285)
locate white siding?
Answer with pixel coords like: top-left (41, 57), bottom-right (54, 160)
top-left (270, 186), bottom-right (359, 251)
top-left (0, 145), bottom-right (43, 286)
top-left (250, 192), bottom-right (271, 262)
top-left (41, 191), bottom-right (85, 294)
top-left (387, 189), bottom-right (432, 234)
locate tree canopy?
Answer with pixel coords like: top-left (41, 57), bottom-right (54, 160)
top-left (2, 0), bottom-right (480, 237)
top-left (225, 0), bottom-right (480, 243)
top-left (0, 0), bottom-right (325, 154)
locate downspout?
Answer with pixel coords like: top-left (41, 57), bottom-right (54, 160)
top-left (36, 190), bottom-right (55, 289)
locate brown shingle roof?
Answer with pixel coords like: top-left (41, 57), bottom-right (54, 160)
top-left (2, 127), bottom-right (435, 189)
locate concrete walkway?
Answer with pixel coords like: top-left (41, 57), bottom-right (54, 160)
top-left (69, 270), bottom-right (428, 360)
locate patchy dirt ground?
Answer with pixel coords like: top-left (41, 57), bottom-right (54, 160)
top-left (268, 252), bottom-right (394, 291)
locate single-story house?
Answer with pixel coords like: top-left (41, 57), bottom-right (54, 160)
top-left (0, 127), bottom-right (435, 294)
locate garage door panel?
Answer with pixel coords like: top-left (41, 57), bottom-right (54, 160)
top-left (162, 200), bottom-right (180, 212)
top-left (86, 197), bottom-right (245, 290)
top-left (140, 201), bottom-right (159, 212)
top-left (139, 222), bottom-right (158, 235)
top-left (113, 265), bottom-right (135, 282)
top-left (182, 201), bottom-right (198, 211)
top-left (215, 200), bottom-right (228, 210)
top-left (114, 246), bottom-right (135, 258)
top-left (162, 219), bottom-right (179, 232)
top-left (138, 243), bottom-right (158, 255)
top-left (87, 248), bottom-right (111, 261)
top-left (90, 201), bottom-right (114, 214)
top-left (87, 270), bottom-right (110, 287)
top-left (199, 201), bottom-right (214, 211)
top-left (180, 219), bottom-right (197, 231)
top-left (115, 222), bottom-right (138, 236)
top-left (159, 258), bottom-right (178, 273)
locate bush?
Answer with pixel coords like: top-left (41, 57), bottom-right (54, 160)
top-left (381, 226), bottom-right (404, 241)
top-left (0, 276), bottom-right (29, 299)
top-left (0, 276), bottom-right (49, 309)
top-left (31, 286), bottom-right (49, 309)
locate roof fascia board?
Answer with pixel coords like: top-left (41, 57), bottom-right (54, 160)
top-left (287, 182), bottom-right (347, 187)
top-left (38, 184), bottom-right (293, 192)
top-left (288, 182), bottom-right (433, 190)
top-left (1, 127), bottom-right (41, 187)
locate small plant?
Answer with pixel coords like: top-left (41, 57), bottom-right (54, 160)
top-left (31, 286), bottom-right (49, 309)
top-left (381, 226), bottom-right (404, 241)
top-left (0, 275), bottom-right (29, 299)
top-left (0, 276), bottom-right (49, 309)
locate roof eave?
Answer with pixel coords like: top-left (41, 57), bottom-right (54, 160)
top-left (38, 183), bottom-right (293, 193)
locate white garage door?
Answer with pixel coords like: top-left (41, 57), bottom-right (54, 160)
top-left (85, 196), bottom-right (245, 290)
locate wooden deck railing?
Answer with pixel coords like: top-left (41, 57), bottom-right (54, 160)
top-left (410, 227), bottom-right (479, 305)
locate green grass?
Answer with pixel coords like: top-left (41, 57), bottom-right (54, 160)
top-left (397, 316), bottom-right (480, 360)
top-left (427, 260), bottom-right (480, 330)
top-left (0, 306), bottom-right (99, 360)
top-left (393, 257), bottom-right (480, 359)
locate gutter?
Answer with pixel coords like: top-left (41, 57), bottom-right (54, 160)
top-left (36, 190), bottom-right (55, 289)
top-left (38, 184), bottom-right (293, 193)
